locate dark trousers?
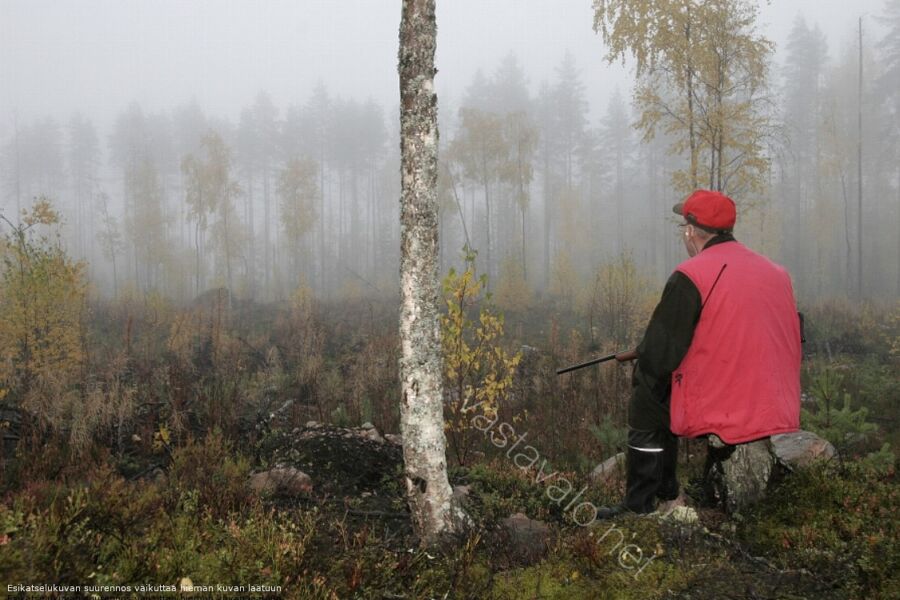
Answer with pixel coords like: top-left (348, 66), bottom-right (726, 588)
top-left (623, 428), bottom-right (680, 513)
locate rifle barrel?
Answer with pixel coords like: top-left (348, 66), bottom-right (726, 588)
top-left (555, 352), bottom-right (617, 375)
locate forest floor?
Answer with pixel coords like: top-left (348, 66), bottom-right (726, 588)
top-left (242, 421), bottom-right (894, 599)
top-left (1, 298), bottom-right (897, 598)
top-left (1, 411), bottom-right (896, 599)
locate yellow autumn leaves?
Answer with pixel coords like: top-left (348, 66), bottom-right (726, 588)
top-left (0, 199), bottom-right (86, 402)
top-left (0, 199), bottom-right (88, 444)
top-left (441, 248), bottom-right (522, 466)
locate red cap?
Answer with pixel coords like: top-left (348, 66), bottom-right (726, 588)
top-left (672, 189), bottom-right (736, 232)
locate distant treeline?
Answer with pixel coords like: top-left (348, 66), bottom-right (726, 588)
top-left (1, 5), bottom-right (898, 304)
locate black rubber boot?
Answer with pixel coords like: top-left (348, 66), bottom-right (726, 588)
top-left (656, 429), bottom-right (680, 502)
top-left (623, 443), bottom-right (661, 513)
top-left (595, 504), bottom-right (629, 520)
top-left (595, 429), bottom-right (680, 520)
top-left (595, 443), bottom-right (661, 520)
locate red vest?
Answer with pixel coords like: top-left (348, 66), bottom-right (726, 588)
top-left (670, 241), bottom-right (801, 444)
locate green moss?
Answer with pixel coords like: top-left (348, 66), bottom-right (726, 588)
top-left (490, 549), bottom-right (693, 600)
top-left (491, 559), bottom-right (600, 599)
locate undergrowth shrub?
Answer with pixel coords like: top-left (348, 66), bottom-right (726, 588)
top-left (441, 247), bottom-right (522, 467)
top-left (0, 468), bottom-right (321, 591)
top-left (739, 461), bottom-right (899, 597)
top-left (802, 366), bottom-right (877, 451)
top-left (167, 429), bottom-right (254, 519)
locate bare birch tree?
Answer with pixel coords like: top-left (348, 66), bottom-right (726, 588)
top-left (398, 0), bottom-right (469, 546)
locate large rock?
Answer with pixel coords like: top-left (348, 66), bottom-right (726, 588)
top-left (706, 436), bottom-right (775, 514)
top-left (771, 430), bottom-right (837, 469)
top-left (498, 512), bottom-right (553, 566)
top-left (249, 466), bottom-right (313, 496)
top-left (360, 427), bottom-right (384, 444)
top-left (704, 429), bottom-right (837, 514)
top-left (590, 452), bottom-right (626, 485)
top-left (663, 505), bottom-right (700, 525)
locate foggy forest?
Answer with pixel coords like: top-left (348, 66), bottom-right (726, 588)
top-left (0, 0), bottom-right (898, 598)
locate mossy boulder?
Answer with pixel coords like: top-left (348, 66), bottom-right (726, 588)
top-left (704, 430), bottom-right (838, 514)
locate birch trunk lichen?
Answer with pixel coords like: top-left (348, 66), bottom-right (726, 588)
top-left (398, 0), bottom-right (469, 546)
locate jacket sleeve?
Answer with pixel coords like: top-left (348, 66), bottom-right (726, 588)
top-left (628, 270), bottom-right (702, 431)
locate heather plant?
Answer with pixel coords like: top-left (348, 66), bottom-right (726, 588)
top-left (739, 461), bottom-right (899, 597)
top-left (0, 461), bottom-right (318, 592)
top-left (167, 429), bottom-right (254, 520)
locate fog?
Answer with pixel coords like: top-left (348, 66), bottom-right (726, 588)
top-left (1, 1), bottom-right (886, 123)
top-left (0, 0), bottom-right (897, 304)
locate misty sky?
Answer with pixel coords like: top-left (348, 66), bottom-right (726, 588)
top-left (0, 0), bottom-right (890, 136)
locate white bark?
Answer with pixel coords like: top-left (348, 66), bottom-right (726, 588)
top-left (398, 0), bottom-right (468, 546)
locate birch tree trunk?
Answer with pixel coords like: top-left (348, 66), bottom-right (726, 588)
top-left (398, 0), bottom-right (468, 547)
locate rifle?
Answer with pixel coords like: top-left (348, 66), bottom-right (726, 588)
top-left (556, 349), bottom-right (637, 375)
